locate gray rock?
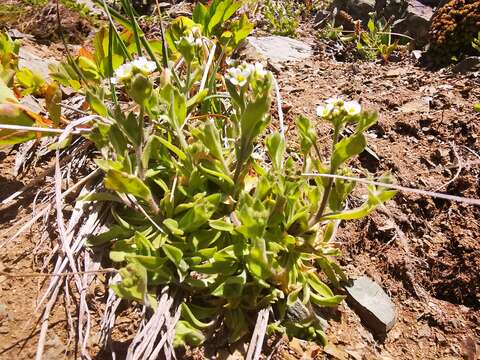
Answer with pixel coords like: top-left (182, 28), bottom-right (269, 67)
top-left (286, 299), bottom-right (313, 324)
top-left (286, 299), bottom-right (330, 330)
top-left (395, 0), bottom-right (433, 46)
top-left (345, 276), bottom-right (396, 336)
top-left (329, 0), bottom-right (434, 47)
top-left (452, 57), bottom-right (480, 74)
top-left (18, 48), bottom-right (58, 81)
top-left (244, 36), bottom-right (313, 65)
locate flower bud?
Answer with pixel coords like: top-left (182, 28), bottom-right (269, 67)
top-left (129, 73), bottom-right (153, 106)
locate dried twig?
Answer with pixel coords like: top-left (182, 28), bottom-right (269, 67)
top-left (246, 307), bottom-right (270, 360)
top-left (302, 173), bottom-right (480, 206)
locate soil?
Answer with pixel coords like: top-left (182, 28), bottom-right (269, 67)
top-left (1, 4), bottom-right (480, 360)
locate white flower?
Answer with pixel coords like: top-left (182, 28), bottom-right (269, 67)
top-left (110, 76), bottom-right (118, 85)
top-left (343, 100), bottom-right (361, 116)
top-left (132, 56), bottom-right (157, 75)
top-left (252, 62), bottom-right (268, 78)
top-left (113, 62), bottom-right (134, 83)
top-left (225, 66), bottom-right (250, 87)
top-left (238, 62), bottom-right (254, 77)
top-left (325, 97), bottom-right (344, 106)
top-left (316, 104), bottom-right (332, 118)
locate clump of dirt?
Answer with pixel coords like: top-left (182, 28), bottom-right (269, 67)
top-left (0, 0), bottom-right (94, 44)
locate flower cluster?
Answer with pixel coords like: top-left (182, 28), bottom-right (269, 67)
top-left (111, 57), bottom-right (157, 84)
top-left (316, 98), bottom-right (361, 118)
top-left (177, 26), bottom-right (203, 48)
top-left (225, 61), bottom-right (269, 87)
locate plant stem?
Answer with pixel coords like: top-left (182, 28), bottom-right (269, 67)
top-left (136, 107), bottom-right (145, 179)
top-left (310, 126), bottom-right (340, 227)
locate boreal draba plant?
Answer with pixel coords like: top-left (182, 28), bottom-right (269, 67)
top-left (85, 33), bottom-right (396, 347)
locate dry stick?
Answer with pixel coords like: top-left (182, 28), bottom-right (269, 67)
top-left (0, 124), bottom-right (88, 134)
top-left (54, 150), bottom-right (89, 360)
top-left (302, 173), bottom-right (480, 206)
top-left (0, 269), bottom-right (117, 278)
top-left (1, 141), bottom-right (90, 207)
top-left (35, 282), bottom-right (61, 360)
top-left (0, 167), bottom-right (101, 249)
top-left (246, 308), bottom-right (270, 360)
top-left (272, 77), bottom-right (285, 139)
top-left (199, 42), bottom-right (216, 92)
top-left (99, 274), bottom-right (122, 356)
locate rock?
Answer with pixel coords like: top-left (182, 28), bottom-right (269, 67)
top-left (399, 96), bottom-right (431, 113)
top-left (7, 29), bottom-right (33, 40)
top-left (452, 57), bottom-right (480, 74)
top-left (397, 0), bottom-right (433, 46)
top-left (329, 0), bottom-right (434, 46)
top-left (20, 95), bottom-right (44, 114)
top-left (18, 47), bottom-right (58, 81)
top-left (244, 36), bottom-right (313, 65)
top-left (331, 0), bottom-right (376, 25)
top-left (286, 299), bottom-right (329, 330)
top-left (286, 299), bottom-right (313, 323)
top-left (345, 276), bottom-right (396, 336)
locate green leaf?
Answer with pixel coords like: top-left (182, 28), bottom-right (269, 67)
top-left (111, 263), bottom-right (148, 303)
top-left (181, 303), bottom-right (214, 329)
top-left (224, 308), bottom-right (248, 343)
top-left (127, 255), bottom-right (167, 270)
top-left (86, 90), bottom-right (108, 117)
top-left (171, 86), bottom-right (187, 129)
top-left (162, 243), bottom-right (183, 265)
top-left (247, 238), bottom-right (271, 280)
top-left (211, 271), bottom-right (246, 298)
top-left (266, 132), bottom-right (285, 170)
top-left (310, 292), bottom-right (345, 307)
top-left (296, 116), bottom-right (316, 155)
top-left (331, 133), bottom-right (366, 170)
top-left (208, 218), bottom-right (234, 233)
top-left (307, 273), bottom-right (334, 298)
top-left (104, 169), bottom-right (153, 202)
top-left (77, 55), bottom-right (100, 80)
top-left (187, 89), bottom-right (208, 109)
top-left (192, 3), bottom-right (208, 28)
top-left (110, 238), bottom-right (136, 262)
top-left (163, 218), bottom-right (184, 236)
top-left (174, 320), bottom-right (205, 347)
top-left (88, 225), bottom-right (132, 246)
top-left (155, 135), bottom-right (187, 161)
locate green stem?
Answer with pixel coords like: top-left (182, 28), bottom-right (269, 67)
top-left (310, 126), bottom-right (340, 227)
top-left (185, 61), bottom-right (191, 97)
top-left (137, 107), bottom-right (145, 179)
top-left (122, 0), bottom-right (142, 56)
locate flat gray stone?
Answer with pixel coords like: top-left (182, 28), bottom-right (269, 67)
top-left (245, 36), bottom-right (313, 64)
top-left (345, 276), bottom-right (396, 336)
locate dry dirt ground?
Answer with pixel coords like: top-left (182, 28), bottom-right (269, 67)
top-left (1, 6), bottom-right (480, 360)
